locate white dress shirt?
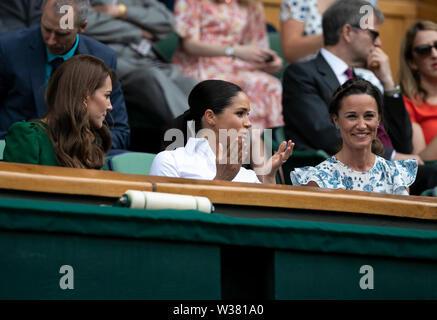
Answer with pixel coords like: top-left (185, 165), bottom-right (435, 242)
top-left (150, 138), bottom-right (261, 183)
top-left (320, 48), bottom-right (384, 92)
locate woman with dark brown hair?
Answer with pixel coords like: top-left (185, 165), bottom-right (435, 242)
top-left (4, 54), bottom-right (113, 169)
top-left (291, 78), bottom-right (417, 195)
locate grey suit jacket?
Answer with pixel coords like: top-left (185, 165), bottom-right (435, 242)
top-left (85, 0), bottom-right (174, 60)
top-left (0, 0), bottom-right (43, 33)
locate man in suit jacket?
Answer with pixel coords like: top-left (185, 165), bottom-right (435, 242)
top-left (0, 0), bottom-right (43, 34)
top-left (283, 0), bottom-right (415, 160)
top-left (282, 0), bottom-right (437, 194)
top-left (85, 0), bottom-right (197, 133)
top-left (0, 0), bottom-right (130, 150)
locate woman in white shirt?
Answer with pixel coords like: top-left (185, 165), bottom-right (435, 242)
top-left (150, 79), bottom-right (293, 184)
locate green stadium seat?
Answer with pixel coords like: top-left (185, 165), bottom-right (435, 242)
top-left (156, 32), bottom-right (179, 61)
top-left (0, 140), bottom-right (5, 161)
top-left (104, 152), bottom-right (156, 175)
top-left (267, 32), bottom-right (288, 79)
top-left (420, 187), bottom-right (437, 197)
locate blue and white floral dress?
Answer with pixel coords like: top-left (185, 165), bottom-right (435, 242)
top-left (290, 156), bottom-right (418, 195)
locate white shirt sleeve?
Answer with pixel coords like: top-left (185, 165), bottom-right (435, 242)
top-left (149, 151), bottom-right (180, 178)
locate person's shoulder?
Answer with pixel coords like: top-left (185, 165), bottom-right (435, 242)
top-left (284, 55), bottom-right (319, 80)
top-left (8, 120), bottom-right (46, 135)
top-left (376, 155), bottom-right (417, 177)
top-left (0, 25), bottom-right (39, 49)
top-left (377, 156), bottom-right (418, 190)
top-left (78, 34), bottom-right (117, 61)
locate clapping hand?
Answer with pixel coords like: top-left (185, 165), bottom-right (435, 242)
top-left (256, 140), bottom-right (294, 184)
top-left (269, 140), bottom-right (294, 173)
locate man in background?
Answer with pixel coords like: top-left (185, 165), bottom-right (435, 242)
top-left (0, 0), bottom-right (130, 150)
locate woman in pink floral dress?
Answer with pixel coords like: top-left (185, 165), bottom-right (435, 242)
top-left (173, 0), bottom-right (284, 130)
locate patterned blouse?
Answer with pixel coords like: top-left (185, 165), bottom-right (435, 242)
top-left (290, 155), bottom-right (418, 195)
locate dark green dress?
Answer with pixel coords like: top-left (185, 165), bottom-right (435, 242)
top-left (3, 120), bottom-right (58, 166)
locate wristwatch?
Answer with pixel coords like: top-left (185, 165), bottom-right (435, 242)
top-left (384, 85), bottom-right (401, 98)
top-left (224, 46), bottom-right (234, 57)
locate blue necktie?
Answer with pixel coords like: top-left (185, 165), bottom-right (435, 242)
top-left (50, 57), bottom-right (64, 77)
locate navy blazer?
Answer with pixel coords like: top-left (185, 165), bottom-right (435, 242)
top-left (282, 53), bottom-right (413, 159)
top-left (0, 25), bottom-right (130, 149)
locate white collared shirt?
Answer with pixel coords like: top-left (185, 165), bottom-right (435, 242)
top-left (150, 138), bottom-right (261, 183)
top-left (320, 48), bottom-right (384, 92)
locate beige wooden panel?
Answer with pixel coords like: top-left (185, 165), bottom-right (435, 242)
top-left (417, 2), bottom-right (437, 23)
top-left (263, 0), bottom-right (282, 32)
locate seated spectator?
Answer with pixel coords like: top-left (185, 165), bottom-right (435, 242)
top-left (4, 55), bottom-right (112, 169)
top-left (85, 0), bottom-right (198, 133)
top-left (172, 0), bottom-right (284, 131)
top-left (281, 0), bottom-right (437, 195)
top-left (150, 80), bottom-right (293, 184)
top-left (279, 0), bottom-right (382, 91)
top-left (279, 0), bottom-right (336, 63)
top-left (0, 0), bottom-right (43, 34)
top-left (400, 21), bottom-right (437, 161)
top-left (291, 79), bottom-right (418, 195)
top-left (0, 0), bottom-right (130, 150)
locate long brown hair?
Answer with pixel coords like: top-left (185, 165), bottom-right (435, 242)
top-left (45, 54), bottom-right (113, 169)
top-left (399, 20), bottom-right (437, 105)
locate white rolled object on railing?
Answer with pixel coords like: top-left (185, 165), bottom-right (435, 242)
top-left (119, 190), bottom-right (214, 213)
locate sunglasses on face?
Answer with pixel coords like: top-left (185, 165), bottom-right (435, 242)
top-left (351, 25), bottom-right (380, 42)
top-left (366, 29), bottom-right (380, 42)
top-left (413, 41), bottom-right (437, 56)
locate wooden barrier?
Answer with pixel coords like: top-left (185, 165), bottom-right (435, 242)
top-left (1, 162), bottom-right (437, 300)
top-left (0, 162), bottom-right (435, 221)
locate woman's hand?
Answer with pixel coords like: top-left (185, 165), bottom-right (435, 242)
top-left (234, 45), bottom-right (273, 65)
top-left (259, 50), bottom-right (283, 74)
top-left (258, 140), bottom-right (294, 184)
top-left (269, 140), bottom-right (294, 173)
top-left (214, 135), bottom-right (247, 181)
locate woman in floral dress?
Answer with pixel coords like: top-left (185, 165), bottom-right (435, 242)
top-left (291, 79), bottom-right (417, 195)
top-left (172, 0), bottom-right (284, 130)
